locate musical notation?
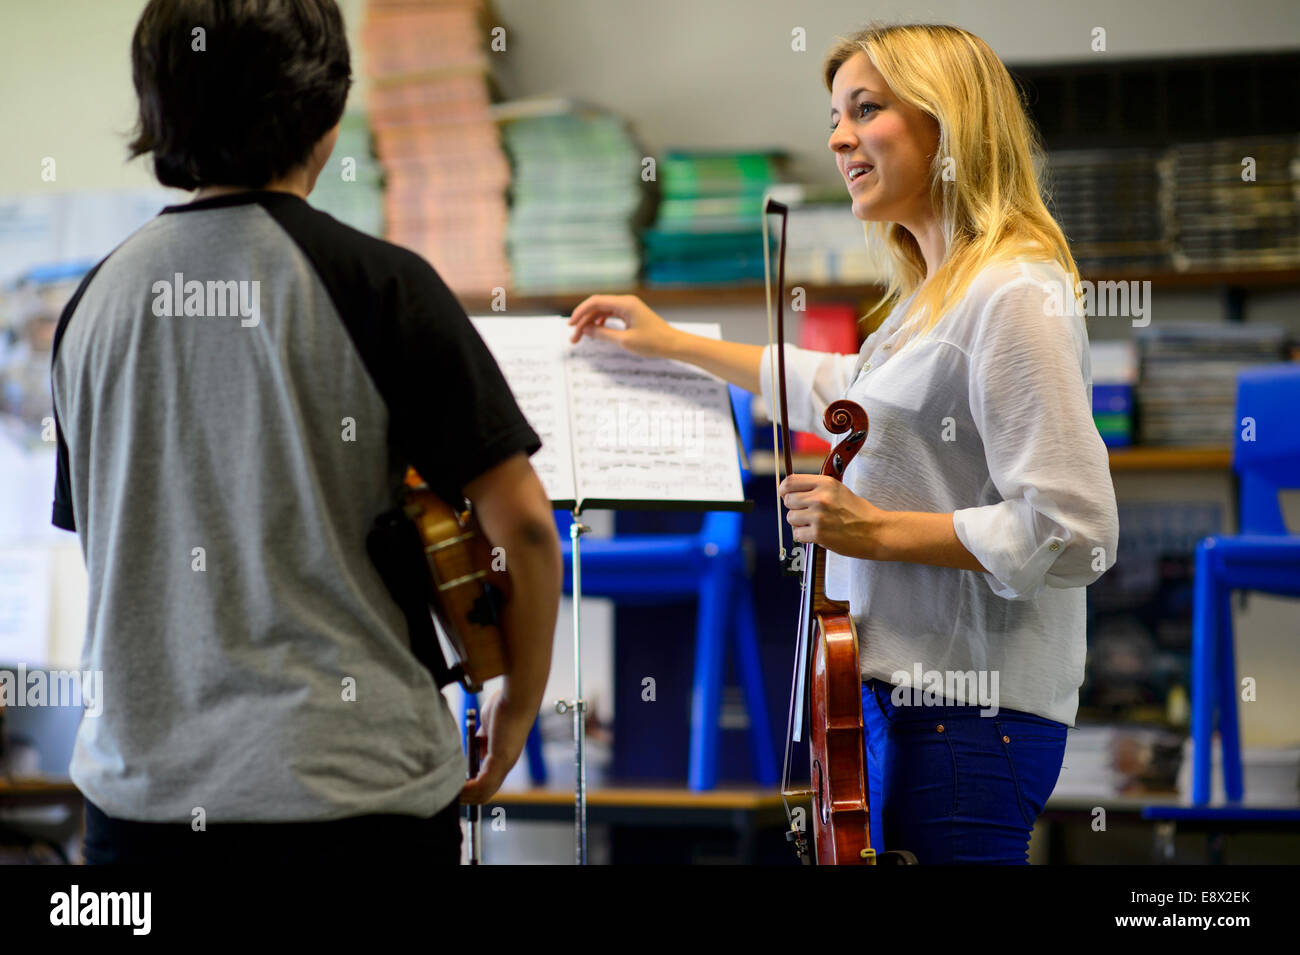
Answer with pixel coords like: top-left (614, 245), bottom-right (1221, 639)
top-left (469, 316), bottom-right (576, 504)
top-left (469, 316), bottom-right (745, 509)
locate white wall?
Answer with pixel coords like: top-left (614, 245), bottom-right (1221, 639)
top-left (0, 0), bottom-right (369, 195)
top-left (5, 0), bottom-right (1298, 193)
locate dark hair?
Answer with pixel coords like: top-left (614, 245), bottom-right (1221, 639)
top-left (129, 0), bottom-right (352, 190)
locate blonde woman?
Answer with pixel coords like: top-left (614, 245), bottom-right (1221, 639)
top-left (569, 22), bottom-right (1119, 864)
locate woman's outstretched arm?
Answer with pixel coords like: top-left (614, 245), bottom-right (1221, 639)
top-left (569, 294), bottom-right (764, 394)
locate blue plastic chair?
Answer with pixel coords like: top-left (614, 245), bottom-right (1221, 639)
top-left (556, 385), bottom-right (778, 791)
top-left (1190, 363), bottom-right (1300, 805)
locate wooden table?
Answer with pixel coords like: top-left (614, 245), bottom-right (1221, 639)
top-left (0, 776), bottom-right (83, 809)
top-left (489, 785), bottom-right (800, 864)
top-left (0, 776), bottom-right (83, 863)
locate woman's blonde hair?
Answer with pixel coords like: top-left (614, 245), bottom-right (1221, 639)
top-left (821, 22), bottom-right (1084, 347)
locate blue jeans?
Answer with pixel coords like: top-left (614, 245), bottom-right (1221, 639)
top-left (861, 679), bottom-right (1067, 864)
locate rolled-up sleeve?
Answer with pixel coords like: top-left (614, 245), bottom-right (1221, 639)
top-left (952, 279), bottom-right (1120, 600)
top-left (758, 343), bottom-right (862, 442)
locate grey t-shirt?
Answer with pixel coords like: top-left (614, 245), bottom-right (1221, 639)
top-left (50, 190), bottom-right (540, 823)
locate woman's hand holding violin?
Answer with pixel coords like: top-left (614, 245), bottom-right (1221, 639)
top-left (779, 473), bottom-right (890, 560)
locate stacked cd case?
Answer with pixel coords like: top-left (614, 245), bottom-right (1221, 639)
top-left (1162, 134), bottom-right (1300, 271)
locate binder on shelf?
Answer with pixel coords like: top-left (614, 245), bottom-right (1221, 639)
top-left (792, 302), bottom-right (860, 455)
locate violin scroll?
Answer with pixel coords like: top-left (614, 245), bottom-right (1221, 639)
top-left (820, 399), bottom-right (869, 480)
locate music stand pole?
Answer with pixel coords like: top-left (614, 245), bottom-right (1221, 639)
top-left (557, 511), bottom-right (590, 865)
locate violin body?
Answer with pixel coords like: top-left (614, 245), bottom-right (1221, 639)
top-left (796, 400), bottom-right (872, 864)
top-left (401, 468), bottom-right (509, 692)
top-left (808, 577), bottom-right (870, 863)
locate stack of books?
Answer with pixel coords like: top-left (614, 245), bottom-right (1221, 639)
top-left (1044, 148), bottom-right (1171, 273)
top-left (764, 183), bottom-right (885, 285)
top-left (497, 102), bottom-right (645, 294)
top-left (1051, 726), bottom-right (1126, 799)
top-left (1090, 340), bottom-right (1137, 447)
top-left (311, 111), bottom-right (384, 238)
top-left (361, 0), bottom-right (510, 295)
top-left (642, 151), bottom-right (784, 286)
top-left (1085, 500), bottom-right (1224, 721)
top-left (1135, 322), bottom-right (1287, 445)
top-left (1163, 134), bottom-right (1300, 271)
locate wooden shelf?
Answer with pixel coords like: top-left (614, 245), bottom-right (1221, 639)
top-left (491, 784), bottom-right (785, 810)
top-left (0, 776), bottom-right (82, 809)
top-left (749, 445), bottom-right (1231, 476)
top-left (1106, 446), bottom-right (1232, 471)
top-left (457, 268), bottom-right (1300, 313)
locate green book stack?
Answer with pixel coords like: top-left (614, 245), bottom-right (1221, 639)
top-left (643, 151), bottom-right (784, 286)
top-left (503, 110), bottom-right (646, 293)
top-left (311, 111), bottom-right (385, 238)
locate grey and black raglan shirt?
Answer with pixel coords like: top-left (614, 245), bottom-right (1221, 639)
top-left (51, 191), bottom-right (540, 823)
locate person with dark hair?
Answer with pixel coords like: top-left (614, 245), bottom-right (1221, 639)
top-left (51, 0), bottom-right (561, 865)
top-left (128, 0), bottom-right (354, 192)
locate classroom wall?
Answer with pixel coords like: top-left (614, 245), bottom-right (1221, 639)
top-left (0, 0), bottom-right (369, 195)
top-left (4, 0), bottom-right (1299, 194)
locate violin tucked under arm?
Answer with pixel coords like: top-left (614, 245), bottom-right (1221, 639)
top-left (367, 468), bottom-right (509, 693)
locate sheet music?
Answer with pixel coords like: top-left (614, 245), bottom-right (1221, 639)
top-left (565, 325), bottom-right (742, 505)
top-left (469, 316), bottom-right (744, 509)
top-left (469, 316), bottom-right (576, 505)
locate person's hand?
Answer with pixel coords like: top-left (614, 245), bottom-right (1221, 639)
top-left (778, 473), bottom-right (890, 560)
top-left (459, 691), bottom-right (536, 804)
top-left (567, 294), bottom-right (681, 358)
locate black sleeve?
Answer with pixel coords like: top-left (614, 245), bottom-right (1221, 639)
top-left (383, 256), bottom-right (541, 503)
top-left (52, 421), bottom-right (75, 530)
top-left (254, 194), bottom-right (541, 504)
top-left (49, 258), bottom-right (109, 532)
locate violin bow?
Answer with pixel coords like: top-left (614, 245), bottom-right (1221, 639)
top-left (761, 197), bottom-right (799, 577)
top-left (763, 195), bottom-right (815, 861)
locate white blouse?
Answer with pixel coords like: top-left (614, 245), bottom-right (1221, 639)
top-left (759, 259), bottom-right (1119, 725)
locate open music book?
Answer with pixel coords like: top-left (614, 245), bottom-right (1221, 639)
top-left (469, 316), bottom-right (747, 512)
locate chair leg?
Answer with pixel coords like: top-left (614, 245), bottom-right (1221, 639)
top-left (1191, 543), bottom-right (1216, 806)
top-left (525, 718), bottom-right (547, 786)
top-left (689, 562), bottom-right (729, 791)
top-left (462, 690), bottom-right (478, 743)
top-left (1215, 585), bottom-right (1244, 802)
top-left (732, 580), bottom-right (778, 786)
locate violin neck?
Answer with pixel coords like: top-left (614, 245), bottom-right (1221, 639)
top-left (806, 541), bottom-right (847, 616)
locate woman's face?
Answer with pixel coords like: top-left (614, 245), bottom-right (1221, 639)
top-left (828, 51), bottom-right (940, 225)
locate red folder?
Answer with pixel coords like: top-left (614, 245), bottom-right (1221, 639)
top-left (793, 304), bottom-right (860, 454)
